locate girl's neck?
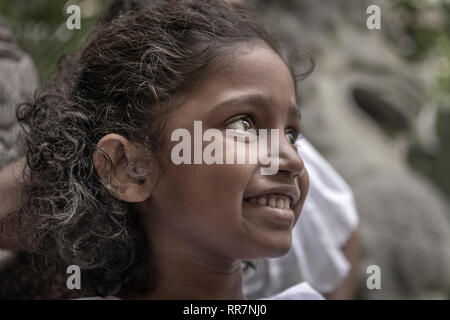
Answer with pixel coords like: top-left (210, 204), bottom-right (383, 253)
top-left (147, 258), bottom-right (245, 300)
top-left (120, 229), bottom-right (246, 300)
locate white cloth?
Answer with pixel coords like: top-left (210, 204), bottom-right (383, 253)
top-left (243, 138), bottom-right (359, 297)
top-left (267, 282), bottom-right (324, 300)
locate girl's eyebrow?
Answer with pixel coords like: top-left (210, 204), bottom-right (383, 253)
top-left (212, 93), bottom-right (267, 111)
top-left (210, 93), bottom-right (301, 121)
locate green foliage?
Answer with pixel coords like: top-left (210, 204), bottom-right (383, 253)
top-left (0, 0), bottom-right (108, 83)
top-left (392, 0), bottom-right (450, 98)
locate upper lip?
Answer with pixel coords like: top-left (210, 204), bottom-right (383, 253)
top-left (243, 185), bottom-right (301, 207)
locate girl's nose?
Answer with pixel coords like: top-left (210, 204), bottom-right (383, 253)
top-left (277, 137), bottom-right (305, 178)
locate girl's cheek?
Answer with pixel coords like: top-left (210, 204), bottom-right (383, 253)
top-left (222, 135), bottom-right (261, 167)
top-left (299, 168), bottom-right (309, 203)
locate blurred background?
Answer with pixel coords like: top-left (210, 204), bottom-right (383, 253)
top-left (0, 0), bottom-right (449, 299)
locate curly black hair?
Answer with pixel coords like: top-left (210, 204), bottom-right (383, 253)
top-left (15, 0), bottom-right (313, 297)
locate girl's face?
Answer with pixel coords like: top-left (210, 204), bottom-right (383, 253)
top-left (143, 42), bottom-right (308, 262)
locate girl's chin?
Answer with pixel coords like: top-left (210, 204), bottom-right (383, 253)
top-left (241, 234), bottom-right (293, 260)
top-left (264, 241), bottom-right (293, 258)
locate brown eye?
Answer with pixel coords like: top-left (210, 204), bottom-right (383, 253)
top-left (285, 129), bottom-right (300, 145)
top-left (226, 116), bottom-right (253, 132)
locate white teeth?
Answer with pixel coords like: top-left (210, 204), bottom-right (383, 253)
top-left (257, 197), bottom-right (267, 206)
top-left (284, 198), bottom-right (290, 209)
top-left (277, 199), bottom-right (284, 208)
top-left (268, 198), bottom-right (277, 208)
top-left (247, 194), bottom-right (292, 210)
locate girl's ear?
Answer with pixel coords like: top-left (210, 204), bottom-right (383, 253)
top-left (92, 133), bottom-right (159, 203)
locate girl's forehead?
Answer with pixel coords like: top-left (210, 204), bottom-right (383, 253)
top-left (195, 44), bottom-right (296, 104)
top-left (164, 44), bottom-right (298, 129)
top-left (225, 43), bottom-right (292, 81)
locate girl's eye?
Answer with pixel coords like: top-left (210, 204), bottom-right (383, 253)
top-left (226, 116), bottom-right (254, 132)
top-left (285, 129), bottom-right (301, 145)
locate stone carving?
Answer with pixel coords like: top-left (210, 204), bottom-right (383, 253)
top-left (251, 0), bottom-right (450, 299)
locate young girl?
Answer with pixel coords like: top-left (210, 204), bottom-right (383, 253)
top-left (4, 0), bottom-right (315, 299)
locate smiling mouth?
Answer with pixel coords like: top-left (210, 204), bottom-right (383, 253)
top-left (243, 194), bottom-right (293, 210)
